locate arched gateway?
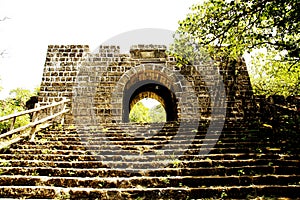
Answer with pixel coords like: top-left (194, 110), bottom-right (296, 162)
top-left (123, 81), bottom-right (178, 122)
top-left (38, 44), bottom-right (255, 125)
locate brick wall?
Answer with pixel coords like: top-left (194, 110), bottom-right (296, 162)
top-left (38, 45), bottom-right (90, 122)
top-left (38, 44), bottom-right (255, 125)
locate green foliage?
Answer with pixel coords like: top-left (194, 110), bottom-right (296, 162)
top-left (8, 88), bottom-right (36, 108)
top-left (129, 101), bottom-right (166, 123)
top-left (0, 88), bottom-right (36, 133)
top-left (148, 104), bottom-right (166, 123)
top-left (172, 0), bottom-right (300, 96)
top-left (248, 48), bottom-right (300, 96)
top-left (129, 102), bottom-right (151, 123)
top-left (176, 0), bottom-right (299, 59)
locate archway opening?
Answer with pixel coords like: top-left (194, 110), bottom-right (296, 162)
top-left (129, 98), bottom-right (166, 123)
top-left (123, 82), bottom-right (178, 122)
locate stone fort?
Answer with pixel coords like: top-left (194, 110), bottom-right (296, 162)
top-left (38, 44), bottom-right (255, 126)
top-left (1, 44), bottom-right (299, 199)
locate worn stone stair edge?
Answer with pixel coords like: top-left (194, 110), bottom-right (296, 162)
top-left (0, 185), bottom-right (299, 199)
top-left (0, 175), bottom-right (300, 188)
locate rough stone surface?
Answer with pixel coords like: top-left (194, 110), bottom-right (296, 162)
top-left (38, 44), bottom-right (255, 124)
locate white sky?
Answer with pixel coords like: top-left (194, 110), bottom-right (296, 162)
top-left (0, 0), bottom-right (198, 99)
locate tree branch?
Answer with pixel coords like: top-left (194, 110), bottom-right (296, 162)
top-left (287, 59), bottom-right (300, 72)
top-left (202, 1), bottom-right (267, 46)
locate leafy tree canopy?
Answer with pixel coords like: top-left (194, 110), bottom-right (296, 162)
top-left (149, 104), bottom-right (166, 123)
top-left (129, 101), bottom-right (166, 123)
top-left (129, 102), bottom-right (151, 123)
top-left (0, 88), bottom-right (37, 133)
top-left (8, 88), bottom-right (35, 108)
top-left (172, 0), bottom-right (300, 96)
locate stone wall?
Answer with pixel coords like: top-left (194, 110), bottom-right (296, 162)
top-left (38, 45), bottom-right (90, 122)
top-left (38, 44), bottom-right (255, 125)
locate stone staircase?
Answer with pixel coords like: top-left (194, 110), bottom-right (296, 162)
top-left (0, 121), bottom-right (299, 199)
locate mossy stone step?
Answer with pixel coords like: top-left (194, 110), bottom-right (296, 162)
top-left (1, 159), bottom-right (298, 170)
top-left (7, 146), bottom-right (286, 155)
top-left (0, 175), bottom-right (299, 188)
top-left (9, 141), bottom-right (273, 151)
top-left (0, 119), bottom-right (298, 199)
top-left (1, 152), bottom-right (297, 163)
top-left (1, 165), bottom-right (299, 178)
top-left (0, 185), bottom-right (299, 199)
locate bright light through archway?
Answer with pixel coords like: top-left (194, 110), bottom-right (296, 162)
top-left (129, 98), bottom-right (166, 123)
top-left (141, 98), bottom-right (160, 108)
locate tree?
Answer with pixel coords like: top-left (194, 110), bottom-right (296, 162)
top-left (8, 88), bottom-right (34, 108)
top-left (129, 101), bottom-right (167, 123)
top-left (0, 88), bottom-right (36, 133)
top-left (172, 0), bottom-right (300, 96)
top-left (149, 104), bottom-right (166, 123)
top-left (129, 102), bottom-right (151, 123)
top-left (248, 48), bottom-right (300, 96)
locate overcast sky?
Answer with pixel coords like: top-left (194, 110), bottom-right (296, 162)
top-left (0, 0), bottom-right (198, 99)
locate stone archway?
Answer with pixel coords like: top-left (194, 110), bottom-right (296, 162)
top-left (123, 81), bottom-right (178, 122)
top-left (111, 64), bottom-right (199, 123)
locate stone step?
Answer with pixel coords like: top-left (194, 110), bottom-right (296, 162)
top-left (1, 153), bottom-right (298, 162)
top-left (60, 120), bottom-right (248, 127)
top-left (0, 175), bottom-right (299, 189)
top-left (24, 140), bottom-right (264, 150)
top-left (13, 144), bottom-right (296, 156)
top-left (7, 146), bottom-right (289, 156)
top-left (6, 144), bottom-right (299, 157)
top-left (1, 119), bottom-right (298, 199)
top-left (1, 159), bottom-right (298, 169)
top-left (13, 137), bottom-right (282, 148)
top-left (10, 138), bottom-right (266, 147)
top-left (18, 137), bottom-right (297, 149)
top-left (0, 185), bottom-right (299, 199)
top-left (79, 129), bottom-right (252, 135)
top-left (33, 133), bottom-right (259, 141)
top-left (45, 126), bottom-right (252, 132)
top-left (25, 139), bottom-right (295, 147)
top-left (42, 122), bottom-right (249, 131)
top-left (4, 149), bottom-right (298, 159)
top-left (36, 131), bottom-right (259, 140)
top-left (0, 165), bottom-right (299, 178)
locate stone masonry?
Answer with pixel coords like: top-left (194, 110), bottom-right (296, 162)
top-left (38, 44), bottom-right (255, 125)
